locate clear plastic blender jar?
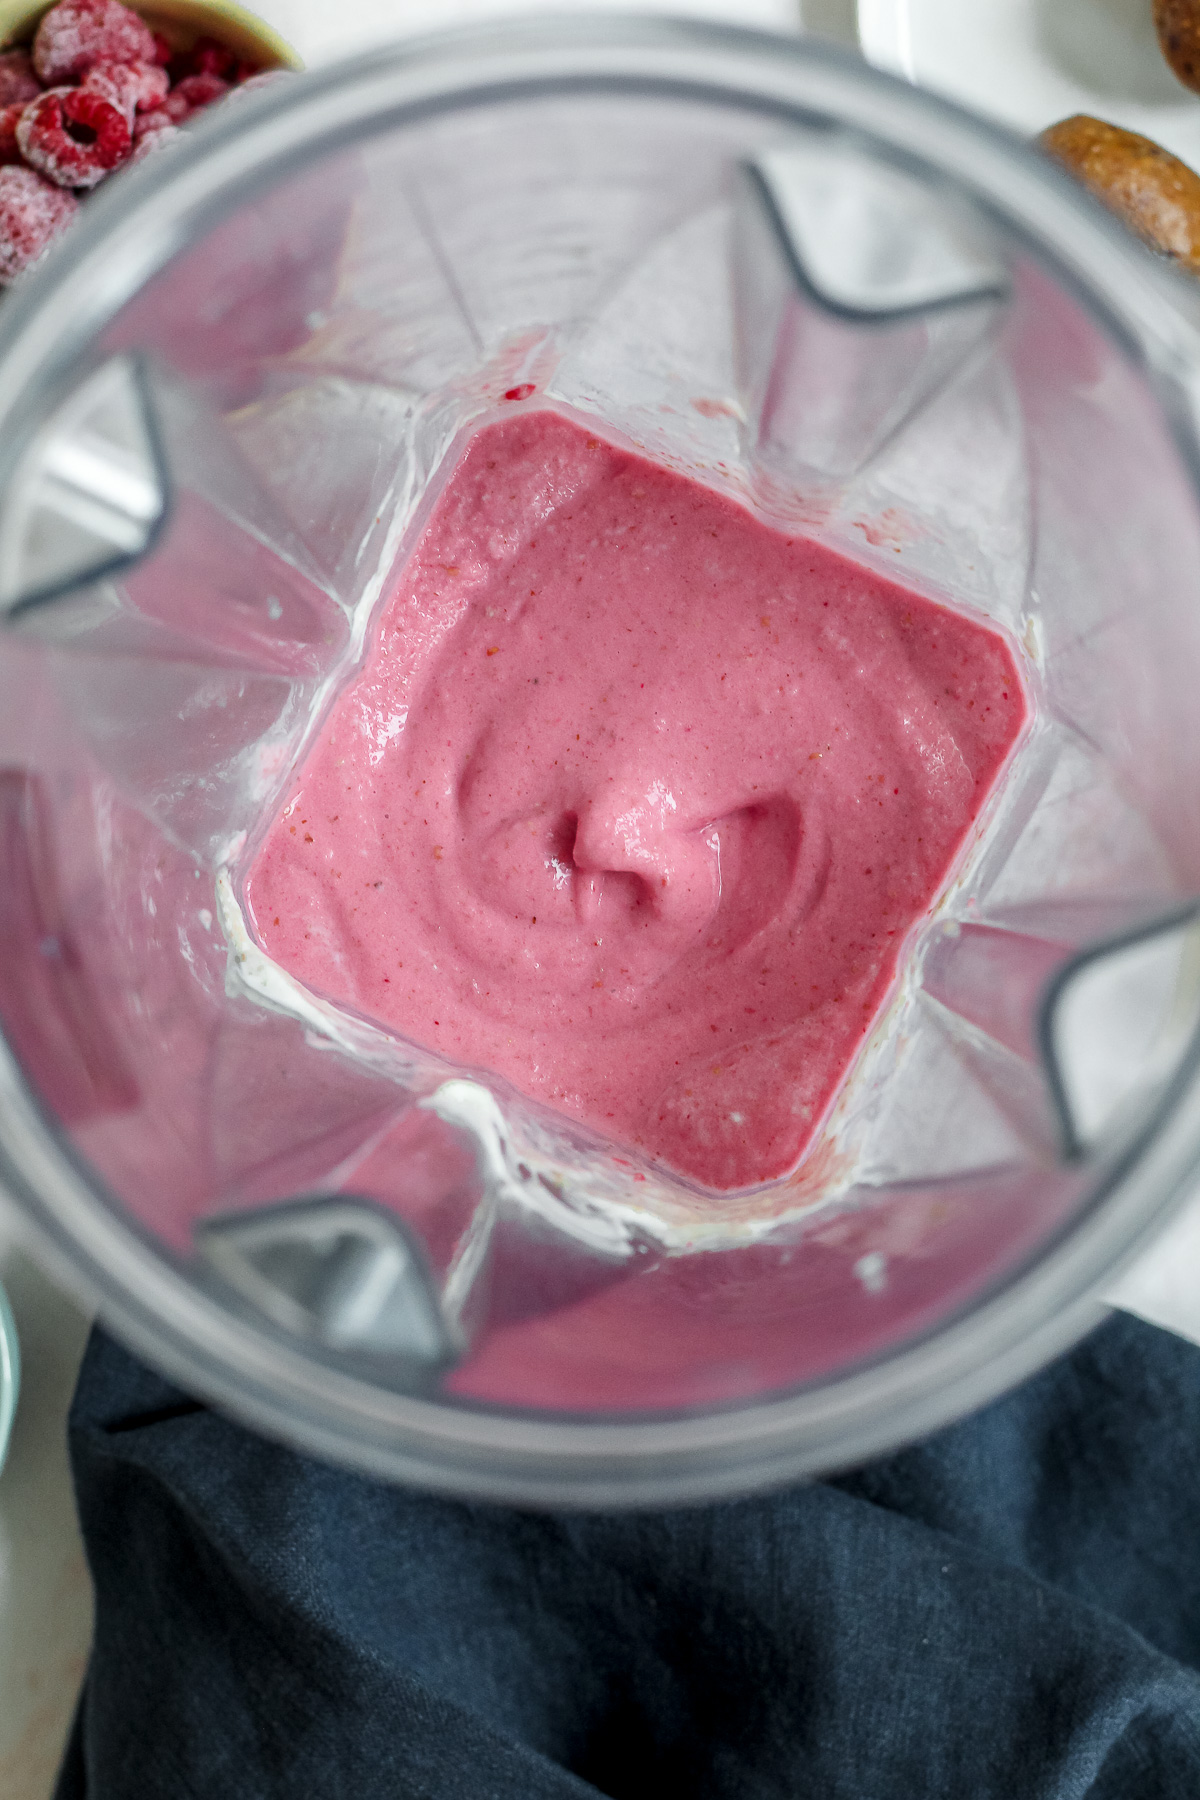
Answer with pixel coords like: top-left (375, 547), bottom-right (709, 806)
top-left (2, 17), bottom-right (1200, 1504)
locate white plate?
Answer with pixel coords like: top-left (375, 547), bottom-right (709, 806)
top-left (858, 0), bottom-right (1200, 164)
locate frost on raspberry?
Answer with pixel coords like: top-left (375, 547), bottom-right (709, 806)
top-left (162, 71), bottom-right (229, 123)
top-left (17, 86), bottom-right (132, 189)
top-left (0, 49), bottom-right (40, 106)
top-left (129, 120), bottom-right (179, 162)
top-left (0, 165), bottom-right (79, 286)
top-left (133, 106), bottom-right (172, 140)
top-left (32, 0), bottom-right (157, 86)
top-left (84, 59), bottom-right (170, 122)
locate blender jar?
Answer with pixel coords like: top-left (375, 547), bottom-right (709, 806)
top-left (1, 18), bottom-right (1200, 1504)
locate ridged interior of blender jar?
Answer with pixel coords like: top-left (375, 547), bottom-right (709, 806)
top-left (2, 45), bottom-right (1200, 1446)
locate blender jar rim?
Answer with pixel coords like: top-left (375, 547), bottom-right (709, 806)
top-left (2, 15), bottom-right (1200, 1505)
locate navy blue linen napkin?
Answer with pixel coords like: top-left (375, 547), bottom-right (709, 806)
top-left (56, 1310), bottom-right (1200, 1799)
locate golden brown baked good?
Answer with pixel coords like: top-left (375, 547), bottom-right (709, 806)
top-left (1038, 114), bottom-right (1200, 272)
top-left (1156, 0), bottom-right (1200, 95)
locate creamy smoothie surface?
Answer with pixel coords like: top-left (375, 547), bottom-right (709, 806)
top-left (247, 409), bottom-right (1027, 1191)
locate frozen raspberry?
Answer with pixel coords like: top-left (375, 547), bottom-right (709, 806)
top-left (83, 59), bottom-right (170, 121)
top-left (0, 101), bottom-right (25, 165)
top-left (0, 48), bottom-right (40, 106)
top-left (132, 105), bottom-right (172, 139)
top-left (188, 34), bottom-right (237, 79)
top-left (139, 59), bottom-right (172, 108)
top-left (0, 164), bottom-right (79, 285)
top-left (128, 119), bottom-right (178, 161)
top-left (161, 71), bottom-right (228, 125)
top-left (169, 71), bottom-right (229, 116)
top-left (32, 0), bottom-right (157, 86)
top-left (17, 85), bottom-right (132, 188)
top-left (150, 31), bottom-right (172, 66)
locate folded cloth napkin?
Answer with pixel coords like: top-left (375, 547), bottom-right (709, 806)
top-left (56, 1311), bottom-right (1200, 1799)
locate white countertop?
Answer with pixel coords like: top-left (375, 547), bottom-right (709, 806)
top-left (254, 0), bottom-right (806, 65)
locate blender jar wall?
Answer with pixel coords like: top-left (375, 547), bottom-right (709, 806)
top-left (0, 23), bottom-right (1200, 1499)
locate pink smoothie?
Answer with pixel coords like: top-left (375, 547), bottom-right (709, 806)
top-left (247, 409), bottom-right (1027, 1191)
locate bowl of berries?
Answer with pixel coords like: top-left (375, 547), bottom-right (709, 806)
top-left (0, 0), bottom-right (299, 286)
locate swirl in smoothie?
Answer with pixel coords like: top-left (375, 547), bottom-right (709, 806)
top-left (247, 410), bottom-right (1026, 1190)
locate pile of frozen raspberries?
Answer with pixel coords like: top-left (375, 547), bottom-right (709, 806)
top-left (0, 0), bottom-right (282, 285)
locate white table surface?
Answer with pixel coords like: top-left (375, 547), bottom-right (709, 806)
top-left (858, 0), bottom-right (1200, 166)
top-left (2, 3), bottom-right (1199, 1795)
top-left (255, 0), bottom-right (805, 64)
